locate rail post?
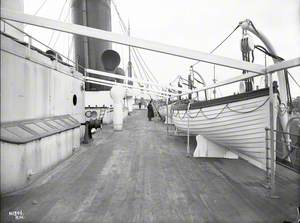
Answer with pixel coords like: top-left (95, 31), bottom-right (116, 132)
top-left (265, 128), bottom-right (271, 188)
top-left (76, 56), bottom-right (79, 72)
top-left (26, 36), bottom-right (32, 59)
top-left (186, 101), bottom-right (191, 157)
top-left (55, 52), bottom-right (58, 70)
top-left (166, 98), bottom-right (169, 135)
top-left (268, 72), bottom-right (279, 198)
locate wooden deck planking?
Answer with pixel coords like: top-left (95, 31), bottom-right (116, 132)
top-left (1, 110), bottom-right (299, 223)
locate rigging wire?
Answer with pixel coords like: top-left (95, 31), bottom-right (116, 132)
top-left (112, 0), bottom-right (159, 86)
top-left (134, 48), bottom-right (159, 84)
top-left (52, 5), bottom-right (71, 48)
top-left (188, 24), bottom-right (240, 98)
top-left (131, 49), bottom-right (158, 90)
top-left (132, 47), bottom-right (160, 90)
top-left (47, 0), bottom-right (68, 46)
top-left (191, 24), bottom-right (240, 67)
top-left (118, 15), bottom-right (158, 91)
top-left (118, 23), bottom-right (147, 84)
top-left (131, 54), bottom-right (145, 82)
top-left (288, 71), bottom-right (300, 89)
top-left (33, 0), bottom-right (48, 16)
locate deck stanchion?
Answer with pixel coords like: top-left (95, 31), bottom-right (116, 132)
top-left (265, 128), bottom-right (271, 188)
top-left (268, 72), bottom-right (279, 198)
top-left (186, 102), bottom-right (191, 157)
top-left (166, 98), bottom-right (169, 135)
top-left (55, 52), bottom-right (58, 70)
top-left (76, 56), bottom-right (79, 72)
top-left (26, 36), bottom-right (31, 59)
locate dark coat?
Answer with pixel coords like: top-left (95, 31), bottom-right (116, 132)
top-left (147, 103), bottom-right (154, 118)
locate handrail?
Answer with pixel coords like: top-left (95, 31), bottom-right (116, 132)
top-left (265, 127), bottom-right (300, 138)
top-left (1, 19), bottom-right (85, 71)
top-left (172, 57), bottom-right (300, 99)
top-left (1, 8), bottom-right (266, 74)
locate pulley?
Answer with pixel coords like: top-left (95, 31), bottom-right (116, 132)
top-left (240, 33), bottom-right (255, 53)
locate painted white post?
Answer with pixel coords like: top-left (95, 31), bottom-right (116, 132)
top-left (186, 102), bottom-right (191, 157)
top-left (268, 72), bottom-right (279, 199)
top-left (110, 85), bottom-right (126, 131)
top-left (166, 98), bottom-right (169, 135)
top-left (26, 36), bottom-right (31, 59)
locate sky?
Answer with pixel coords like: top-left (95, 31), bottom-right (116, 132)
top-left (23, 0), bottom-right (300, 98)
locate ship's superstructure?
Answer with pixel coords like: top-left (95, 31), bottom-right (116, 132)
top-left (0, 0), bottom-right (85, 193)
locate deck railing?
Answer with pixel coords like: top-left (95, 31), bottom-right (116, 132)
top-left (265, 127), bottom-right (300, 198)
top-left (0, 19), bottom-right (86, 73)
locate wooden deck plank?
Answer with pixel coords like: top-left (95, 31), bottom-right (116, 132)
top-left (1, 110), bottom-right (299, 223)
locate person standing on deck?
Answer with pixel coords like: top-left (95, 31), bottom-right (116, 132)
top-left (147, 100), bottom-right (154, 121)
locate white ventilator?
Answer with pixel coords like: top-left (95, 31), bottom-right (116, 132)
top-left (110, 85), bottom-right (126, 130)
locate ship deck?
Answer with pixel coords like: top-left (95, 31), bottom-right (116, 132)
top-left (1, 110), bottom-right (299, 222)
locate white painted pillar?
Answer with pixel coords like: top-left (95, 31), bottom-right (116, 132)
top-left (110, 85), bottom-right (126, 131)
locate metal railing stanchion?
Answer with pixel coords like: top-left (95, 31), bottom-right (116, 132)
top-left (26, 36), bottom-right (32, 59)
top-left (55, 52), bottom-right (58, 70)
top-left (268, 73), bottom-right (279, 199)
top-left (265, 128), bottom-right (271, 188)
top-left (186, 102), bottom-right (191, 157)
top-left (166, 98), bottom-right (169, 135)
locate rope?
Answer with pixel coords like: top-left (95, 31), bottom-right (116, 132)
top-left (192, 24), bottom-right (240, 67)
top-left (226, 97), bottom-right (270, 114)
top-left (187, 109), bottom-right (201, 119)
top-left (254, 45), bottom-right (293, 108)
top-left (173, 110), bottom-right (187, 120)
top-left (198, 104), bottom-right (227, 120)
top-left (254, 45), bottom-right (284, 61)
top-left (172, 96), bottom-right (270, 121)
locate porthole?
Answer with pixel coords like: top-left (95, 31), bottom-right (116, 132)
top-left (73, 94), bottom-right (77, 106)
